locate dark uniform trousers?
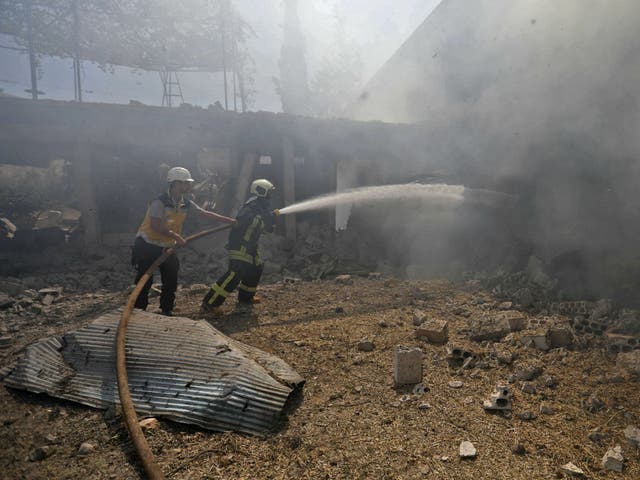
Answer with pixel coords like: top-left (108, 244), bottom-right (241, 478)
top-left (132, 236), bottom-right (179, 312)
top-left (202, 255), bottom-right (264, 307)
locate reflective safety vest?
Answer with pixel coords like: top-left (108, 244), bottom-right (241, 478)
top-left (136, 192), bottom-right (190, 247)
top-left (227, 197), bottom-right (273, 263)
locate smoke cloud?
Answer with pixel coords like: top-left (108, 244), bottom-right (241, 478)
top-left (346, 0), bottom-right (640, 303)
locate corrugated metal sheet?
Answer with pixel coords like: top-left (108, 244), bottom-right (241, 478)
top-left (2, 309), bottom-right (304, 434)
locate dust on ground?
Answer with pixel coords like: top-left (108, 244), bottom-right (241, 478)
top-left (1, 277), bottom-right (639, 479)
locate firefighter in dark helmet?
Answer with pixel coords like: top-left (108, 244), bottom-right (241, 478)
top-left (201, 179), bottom-right (277, 312)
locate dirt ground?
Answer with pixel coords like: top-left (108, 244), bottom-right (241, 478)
top-left (1, 277), bottom-right (640, 479)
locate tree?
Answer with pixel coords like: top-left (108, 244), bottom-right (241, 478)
top-left (275, 0), bottom-right (311, 115)
top-left (309, 9), bottom-right (363, 118)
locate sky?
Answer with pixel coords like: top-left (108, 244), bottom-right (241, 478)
top-left (0, 0), bottom-right (441, 112)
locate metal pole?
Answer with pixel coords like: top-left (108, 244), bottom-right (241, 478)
top-left (220, 1), bottom-right (229, 110)
top-left (231, 17), bottom-right (237, 112)
top-left (238, 70), bottom-right (247, 113)
top-left (221, 26), bottom-right (228, 110)
top-left (72, 0), bottom-right (82, 102)
top-left (26, 0), bottom-right (38, 100)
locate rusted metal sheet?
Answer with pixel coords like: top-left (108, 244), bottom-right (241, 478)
top-left (2, 310), bottom-right (304, 434)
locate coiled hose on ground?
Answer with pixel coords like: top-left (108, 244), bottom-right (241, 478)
top-left (115, 224), bottom-right (233, 480)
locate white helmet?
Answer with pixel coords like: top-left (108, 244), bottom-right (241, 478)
top-left (167, 166), bottom-right (194, 183)
top-left (250, 179), bottom-right (275, 198)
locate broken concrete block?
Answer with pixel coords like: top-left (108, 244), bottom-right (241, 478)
top-left (459, 441), bottom-right (476, 459)
top-left (623, 425), bottom-right (640, 448)
top-left (139, 417), bottom-right (159, 431)
top-left (41, 294), bottom-right (56, 306)
top-left (414, 318), bottom-right (449, 344)
top-left (501, 311), bottom-right (527, 331)
top-left (412, 383), bottom-right (428, 395)
top-left (357, 338), bottom-right (375, 352)
top-left (607, 333), bottom-right (640, 353)
top-left (616, 350), bottom-right (640, 376)
top-left (495, 346), bottom-right (514, 365)
top-left (0, 216), bottom-right (16, 239)
top-left (188, 283), bottom-right (209, 293)
top-left (282, 277), bottom-right (302, 284)
top-left (482, 385), bottom-right (512, 411)
top-left (539, 403), bottom-right (554, 414)
top-left (520, 332), bottom-right (550, 351)
top-left (560, 462), bottom-right (585, 477)
top-left (413, 309), bottom-right (426, 326)
top-left (602, 445), bottom-right (624, 472)
top-left (149, 284), bottom-right (162, 297)
top-left (446, 346), bottom-right (475, 369)
top-left (588, 427), bottom-right (607, 443)
top-left (516, 365), bottom-right (542, 381)
top-left (28, 446), bottom-right (55, 462)
top-left (548, 327), bottom-right (573, 349)
top-left (468, 315), bottom-right (511, 342)
top-left (38, 287), bottom-right (63, 296)
top-left (393, 346), bottom-right (422, 386)
top-left (77, 442), bottom-right (95, 455)
top-left (335, 275), bottom-right (352, 284)
top-left (516, 411), bottom-right (537, 421)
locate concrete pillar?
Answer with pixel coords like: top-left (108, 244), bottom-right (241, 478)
top-left (71, 144), bottom-right (100, 250)
top-left (230, 152), bottom-right (257, 216)
top-left (282, 135), bottom-right (296, 241)
top-left (393, 346), bottom-right (423, 386)
top-left (335, 161), bottom-right (358, 231)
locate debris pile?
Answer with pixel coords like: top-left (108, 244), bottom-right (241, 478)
top-left (1, 277), bottom-right (640, 478)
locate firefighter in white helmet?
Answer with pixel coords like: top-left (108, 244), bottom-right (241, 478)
top-left (132, 167), bottom-right (235, 316)
top-left (202, 179), bottom-right (277, 313)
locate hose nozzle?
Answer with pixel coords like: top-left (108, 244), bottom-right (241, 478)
top-left (272, 208), bottom-right (280, 216)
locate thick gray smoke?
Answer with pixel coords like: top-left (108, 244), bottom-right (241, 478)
top-left (345, 0), bottom-right (640, 303)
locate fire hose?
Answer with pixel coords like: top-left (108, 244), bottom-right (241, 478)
top-left (115, 223), bottom-right (233, 480)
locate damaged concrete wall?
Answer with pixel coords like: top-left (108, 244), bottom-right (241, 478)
top-left (0, 97), bottom-right (424, 246)
top-left (3, 96), bottom-right (640, 306)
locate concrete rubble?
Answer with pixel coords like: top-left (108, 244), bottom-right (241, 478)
top-left (77, 442), bottom-right (95, 456)
top-left (446, 345), bottom-right (476, 369)
top-left (602, 445), bottom-right (625, 472)
top-left (560, 462), bottom-right (585, 477)
top-left (393, 346), bottom-right (422, 386)
top-left (616, 350), bottom-right (640, 376)
top-left (623, 425), bottom-right (640, 449)
top-left (357, 338), bottom-right (375, 352)
top-left (459, 441), bottom-right (477, 459)
top-left (414, 318), bottom-right (448, 344)
top-left (482, 385), bottom-right (512, 411)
